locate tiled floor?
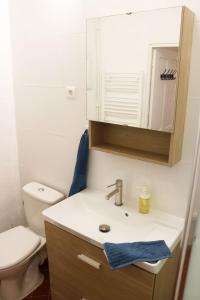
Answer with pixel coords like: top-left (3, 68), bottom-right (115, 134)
top-left (23, 261), bottom-right (51, 300)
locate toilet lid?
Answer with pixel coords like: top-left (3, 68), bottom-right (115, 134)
top-left (0, 226), bottom-right (41, 270)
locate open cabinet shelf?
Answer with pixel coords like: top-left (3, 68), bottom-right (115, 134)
top-left (89, 121), bottom-right (171, 165)
top-left (92, 144), bottom-right (169, 164)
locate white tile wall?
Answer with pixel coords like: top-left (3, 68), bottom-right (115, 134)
top-left (9, 0), bottom-right (86, 195)
top-left (0, 0), bottom-right (24, 232)
top-left (8, 0), bottom-right (200, 220)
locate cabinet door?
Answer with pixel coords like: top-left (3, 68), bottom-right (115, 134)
top-left (45, 222), bottom-right (155, 300)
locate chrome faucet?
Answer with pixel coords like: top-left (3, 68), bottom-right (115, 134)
top-left (106, 179), bottom-right (123, 206)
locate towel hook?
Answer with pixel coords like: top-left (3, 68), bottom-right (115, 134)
top-left (160, 68), bottom-right (177, 80)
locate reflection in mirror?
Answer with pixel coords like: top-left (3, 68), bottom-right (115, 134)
top-left (148, 47), bottom-right (178, 132)
top-left (86, 7), bottom-right (182, 132)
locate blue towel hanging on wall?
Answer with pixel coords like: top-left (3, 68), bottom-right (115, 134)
top-left (68, 130), bottom-right (89, 197)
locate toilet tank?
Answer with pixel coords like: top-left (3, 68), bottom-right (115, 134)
top-left (22, 182), bottom-right (65, 237)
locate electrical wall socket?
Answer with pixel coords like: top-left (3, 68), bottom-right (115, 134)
top-left (66, 86), bottom-right (76, 99)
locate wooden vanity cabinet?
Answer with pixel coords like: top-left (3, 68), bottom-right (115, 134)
top-left (45, 222), bottom-right (180, 300)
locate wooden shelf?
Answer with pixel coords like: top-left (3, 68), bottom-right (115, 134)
top-left (89, 121), bottom-right (170, 165)
top-left (92, 143), bottom-right (169, 165)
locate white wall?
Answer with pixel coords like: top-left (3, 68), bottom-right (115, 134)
top-left (86, 0), bottom-right (200, 217)
top-left (9, 0), bottom-right (200, 218)
top-left (0, 0), bottom-right (24, 232)
top-left (183, 212), bottom-right (200, 299)
top-left (9, 0), bottom-right (86, 195)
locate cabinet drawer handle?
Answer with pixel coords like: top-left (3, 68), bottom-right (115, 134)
top-left (77, 254), bottom-right (101, 270)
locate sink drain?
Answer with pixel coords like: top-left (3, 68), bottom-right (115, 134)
top-left (99, 224), bottom-right (111, 233)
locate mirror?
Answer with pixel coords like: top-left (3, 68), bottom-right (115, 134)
top-left (86, 7), bottom-right (182, 132)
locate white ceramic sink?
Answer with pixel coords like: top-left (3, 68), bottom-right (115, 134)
top-left (43, 189), bottom-right (184, 274)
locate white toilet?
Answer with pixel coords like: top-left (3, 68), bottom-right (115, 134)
top-left (0, 182), bottom-right (64, 300)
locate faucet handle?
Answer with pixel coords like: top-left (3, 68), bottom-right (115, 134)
top-left (106, 182), bottom-right (116, 188)
top-left (106, 179), bottom-right (122, 188)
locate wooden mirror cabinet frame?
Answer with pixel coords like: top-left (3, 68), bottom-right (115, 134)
top-left (89, 7), bottom-right (194, 166)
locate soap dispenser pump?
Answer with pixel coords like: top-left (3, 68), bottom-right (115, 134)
top-left (138, 185), bottom-right (151, 214)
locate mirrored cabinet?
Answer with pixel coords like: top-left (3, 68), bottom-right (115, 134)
top-left (87, 6), bottom-right (194, 166)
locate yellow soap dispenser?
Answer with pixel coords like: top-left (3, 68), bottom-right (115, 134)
top-left (138, 186), bottom-right (151, 214)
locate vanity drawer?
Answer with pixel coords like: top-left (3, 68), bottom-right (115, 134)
top-left (45, 221), bottom-right (155, 300)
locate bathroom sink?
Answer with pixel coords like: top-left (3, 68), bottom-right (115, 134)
top-left (43, 189), bottom-right (184, 274)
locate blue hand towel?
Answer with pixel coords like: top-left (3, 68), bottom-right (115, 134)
top-left (104, 240), bottom-right (171, 270)
top-left (68, 130), bottom-right (89, 197)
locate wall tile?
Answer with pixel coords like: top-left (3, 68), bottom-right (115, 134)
top-left (9, 0), bottom-right (200, 222)
top-left (10, 0), bottom-right (86, 198)
top-left (0, 0), bottom-right (24, 232)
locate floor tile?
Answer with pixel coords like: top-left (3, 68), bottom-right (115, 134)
top-left (32, 279), bottom-right (50, 297)
top-left (31, 297), bottom-right (49, 300)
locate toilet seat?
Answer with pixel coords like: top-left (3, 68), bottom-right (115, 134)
top-left (0, 226), bottom-right (41, 270)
